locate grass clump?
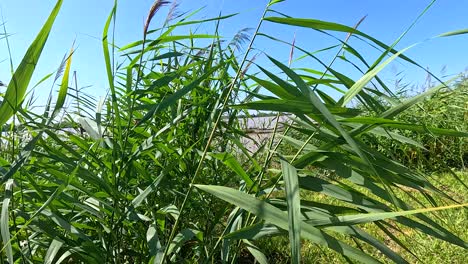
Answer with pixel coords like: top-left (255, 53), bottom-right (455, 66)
top-left (359, 77), bottom-right (468, 172)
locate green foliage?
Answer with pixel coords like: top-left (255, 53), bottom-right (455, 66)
top-left (256, 171), bottom-right (468, 263)
top-left (0, 0), bottom-right (63, 127)
top-left (367, 79), bottom-right (468, 170)
top-left (0, 0), bottom-right (467, 263)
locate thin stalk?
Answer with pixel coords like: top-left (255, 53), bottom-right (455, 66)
top-left (204, 123), bottom-right (291, 262)
top-left (101, 1), bottom-right (122, 261)
top-left (1, 14), bottom-right (31, 262)
top-left (159, 3), bottom-right (271, 263)
top-left (312, 15), bottom-right (367, 92)
top-left (73, 71), bottom-right (80, 117)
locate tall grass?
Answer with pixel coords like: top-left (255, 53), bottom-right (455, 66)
top-left (0, 0), bottom-right (467, 263)
top-left (368, 77), bottom-right (468, 171)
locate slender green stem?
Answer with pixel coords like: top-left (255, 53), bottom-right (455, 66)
top-left (159, 3), bottom-right (272, 263)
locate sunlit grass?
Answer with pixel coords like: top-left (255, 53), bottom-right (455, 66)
top-left (258, 171), bottom-right (467, 263)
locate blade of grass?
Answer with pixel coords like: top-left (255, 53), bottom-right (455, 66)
top-left (316, 203), bottom-right (468, 227)
top-left (0, 0), bottom-right (63, 127)
top-left (195, 185), bottom-right (379, 263)
top-left (54, 42), bottom-right (75, 115)
top-left (280, 159), bottom-right (301, 264)
top-left (0, 179), bottom-right (14, 263)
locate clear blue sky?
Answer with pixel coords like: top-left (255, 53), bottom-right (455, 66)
top-left (1, 0), bottom-right (467, 104)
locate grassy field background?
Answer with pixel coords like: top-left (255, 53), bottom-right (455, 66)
top-left (258, 171), bottom-right (467, 263)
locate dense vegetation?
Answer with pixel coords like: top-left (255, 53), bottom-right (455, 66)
top-left (0, 0), bottom-right (467, 263)
top-left (369, 77), bottom-right (468, 171)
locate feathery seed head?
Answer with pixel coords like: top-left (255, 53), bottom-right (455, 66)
top-left (144, 0), bottom-right (170, 36)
